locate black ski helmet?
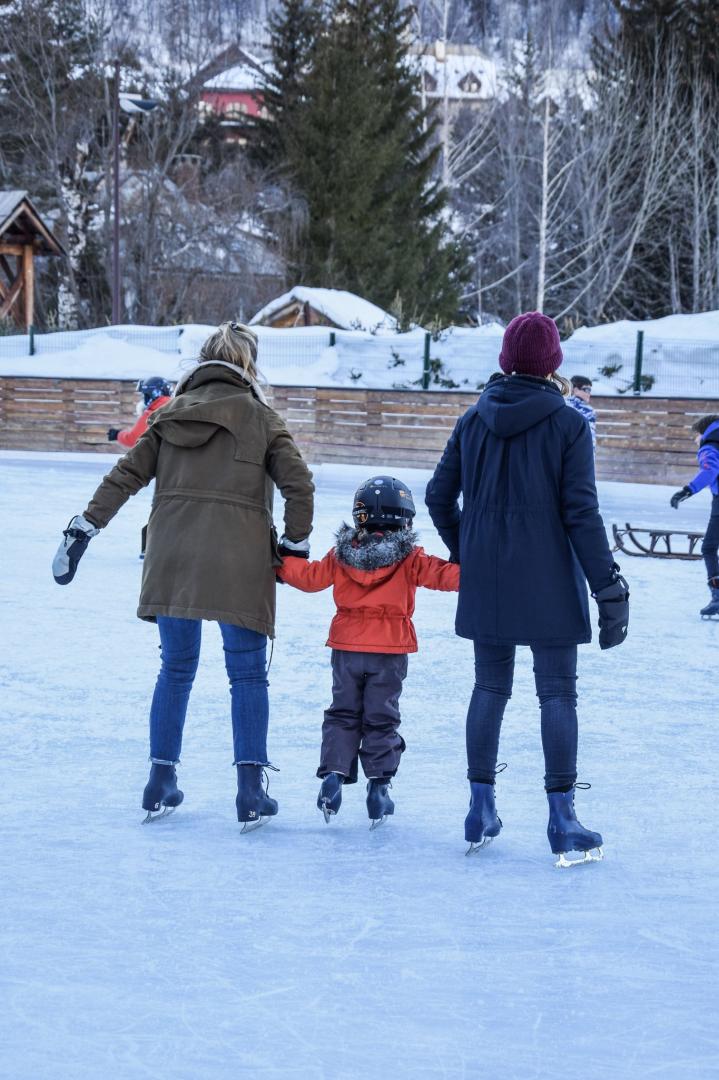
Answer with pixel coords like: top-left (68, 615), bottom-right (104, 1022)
top-left (136, 376), bottom-right (172, 405)
top-left (352, 476), bottom-right (416, 530)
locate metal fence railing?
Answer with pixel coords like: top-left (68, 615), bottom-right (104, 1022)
top-left (0, 323), bottom-right (717, 398)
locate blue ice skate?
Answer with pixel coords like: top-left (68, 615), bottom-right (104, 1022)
top-left (142, 763), bottom-right (184, 823)
top-left (236, 765), bottom-right (278, 832)
top-left (700, 580), bottom-right (719, 619)
top-left (318, 772), bottom-right (344, 823)
top-left (465, 781), bottom-right (502, 855)
top-left (547, 788), bottom-right (603, 868)
top-left (366, 778), bottom-right (394, 830)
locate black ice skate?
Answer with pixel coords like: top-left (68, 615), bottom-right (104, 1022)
top-left (700, 579), bottom-right (719, 619)
top-left (236, 765), bottom-right (278, 832)
top-left (465, 781), bottom-right (502, 855)
top-left (317, 772), bottom-right (344, 823)
top-left (547, 787), bottom-right (603, 868)
top-left (142, 763), bottom-right (184, 823)
top-left (366, 778), bottom-right (394, 830)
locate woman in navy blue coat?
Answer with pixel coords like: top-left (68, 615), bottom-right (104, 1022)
top-left (425, 312), bottom-right (629, 865)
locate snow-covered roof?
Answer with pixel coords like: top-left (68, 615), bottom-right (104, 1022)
top-left (416, 50), bottom-right (498, 101)
top-left (203, 51), bottom-right (271, 92)
top-left (249, 287), bottom-right (398, 332)
top-left (0, 189), bottom-right (65, 255)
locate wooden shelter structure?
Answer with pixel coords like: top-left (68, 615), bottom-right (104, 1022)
top-left (0, 191), bottom-right (65, 329)
top-left (249, 286), bottom-right (397, 332)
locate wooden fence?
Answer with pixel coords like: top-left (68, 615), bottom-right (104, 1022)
top-left (0, 376), bottom-right (715, 485)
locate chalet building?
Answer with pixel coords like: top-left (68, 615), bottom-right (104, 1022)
top-left (198, 43), bottom-right (497, 141)
top-left (199, 48), bottom-right (272, 139)
top-left (413, 43), bottom-right (498, 109)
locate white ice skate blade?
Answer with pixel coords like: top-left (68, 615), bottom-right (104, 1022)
top-left (321, 802), bottom-right (335, 824)
top-left (465, 837), bottom-right (493, 856)
top-left (555, 847), bottom-right (603, 869)
top-left (142, 806), bottom-right (176, 824)
top-left (369, 815), bottom-right (387, 831)
top-left (240, 817), bottom-right (270, 834)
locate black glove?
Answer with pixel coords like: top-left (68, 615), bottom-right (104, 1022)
top-left (278, 536), bottom-right (310, 559)
top-left (107, 428), bottom-right (120, 442)
top-left (52, 515), bottom-right (99, 584)
top-left (670, 486), bottom-right (692, 509)
top-left (593, 572), bottom-right (629, 651)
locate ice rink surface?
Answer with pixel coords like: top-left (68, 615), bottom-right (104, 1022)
top-left (1, 451), bottom-right (717, 1080)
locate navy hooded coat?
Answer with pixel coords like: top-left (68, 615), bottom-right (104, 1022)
top-left (425, 375), bottom-right (615, 647)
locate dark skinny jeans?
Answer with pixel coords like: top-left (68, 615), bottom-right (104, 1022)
top-left (702, 494), bottom-right (719, 581)
top-left (466, 642), bottom-right (578, 791)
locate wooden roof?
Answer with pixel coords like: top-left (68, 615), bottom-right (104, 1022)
top-left (0, 191), bottom-right (65, 256)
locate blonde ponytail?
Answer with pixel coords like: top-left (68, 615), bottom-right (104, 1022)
top-left (199, 322), bottom-right (259, 381)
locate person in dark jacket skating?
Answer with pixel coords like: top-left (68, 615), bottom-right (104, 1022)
top-left (425, 311), bottom-right (629, 866)
top-left (670, 414), bottom-right (719, 618)
top-left (278, 477), bottom-right (459, 828)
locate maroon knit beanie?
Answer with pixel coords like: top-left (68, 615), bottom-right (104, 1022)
top-left (499, 311), bottom-right (563, 377)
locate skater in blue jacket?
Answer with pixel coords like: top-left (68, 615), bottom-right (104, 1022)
top-left (670, 414), bottom-right (719, 618)
top-left (426, 311), bottom-right (629, 867)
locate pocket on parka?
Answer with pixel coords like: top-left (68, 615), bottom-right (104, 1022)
top-left (269, 525), bottom-right (282, 567)
top-left (232, 435), bottom-right (266, 466)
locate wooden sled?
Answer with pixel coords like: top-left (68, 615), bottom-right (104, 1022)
top-left (611, 522), bottom-right (704, 560)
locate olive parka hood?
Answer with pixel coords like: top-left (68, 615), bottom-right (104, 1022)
top-left (83, 362), bottom-right (314, 636)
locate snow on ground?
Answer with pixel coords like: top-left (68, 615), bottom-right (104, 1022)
top-left (1, 453), bottom-right (717, 1079)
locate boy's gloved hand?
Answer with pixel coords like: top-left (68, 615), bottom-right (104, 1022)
top-left (52, 514), bottom-right (100, 584)
top-left (592, 571), bottom-right (629, 650)
top-left (670, 486), bottom-right (692, 509)
top-left (107, 428), bottom-right (120, 442)
top-left (278, 535), bottom-right (310, 559)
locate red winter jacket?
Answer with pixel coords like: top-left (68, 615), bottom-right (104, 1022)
top-left (278, 541), bottom-right (459, 654)
top-left (117, 396), bottom-right (171, 448)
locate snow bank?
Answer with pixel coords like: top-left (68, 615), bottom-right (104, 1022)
top-left (0, 309), bottom-right (717, 397)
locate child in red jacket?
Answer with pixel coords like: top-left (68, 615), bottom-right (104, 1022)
top-left (278, 475), bottom-right (459, 827)
top-left (107, 376), bottom-right (172, 449)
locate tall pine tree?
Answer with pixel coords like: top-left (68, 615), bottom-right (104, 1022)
top-left (258, 0), bottom-right (468, 325)
top-left (251, 0), bottom-right (321, 171)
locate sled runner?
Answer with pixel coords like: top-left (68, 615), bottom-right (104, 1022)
top-left (611, 522), bottom-right (704, 560)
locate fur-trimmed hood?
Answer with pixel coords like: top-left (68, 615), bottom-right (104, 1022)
top-left (334, 523), bottom-right (417, 576)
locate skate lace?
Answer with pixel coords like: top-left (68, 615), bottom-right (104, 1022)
top-left (495, 762), bottom-right (508, 775)
top-left (574, 782), bottom-right (591, 790)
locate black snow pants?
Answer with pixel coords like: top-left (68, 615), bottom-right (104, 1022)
top-left (318, 650), bottom-right (408, 783)
top-left (702, 494), bottom-right (719, 581)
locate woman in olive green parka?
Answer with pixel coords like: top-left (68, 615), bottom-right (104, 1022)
top-left (57, 323), bottom-right (314, 826)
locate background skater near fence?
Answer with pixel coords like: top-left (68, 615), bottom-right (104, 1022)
top-left (669, 414), bottom-right (719, 618)
top-left (566, 375), bottom-right (596, 452)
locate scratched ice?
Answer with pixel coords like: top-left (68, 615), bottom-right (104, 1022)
top-left (1, 451), bottom-right (716, 1080)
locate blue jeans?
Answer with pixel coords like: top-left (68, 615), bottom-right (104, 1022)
top-left (149, 616), bottom-right (270, 766)
top-left (466, 642), bottom-right (578, 791)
